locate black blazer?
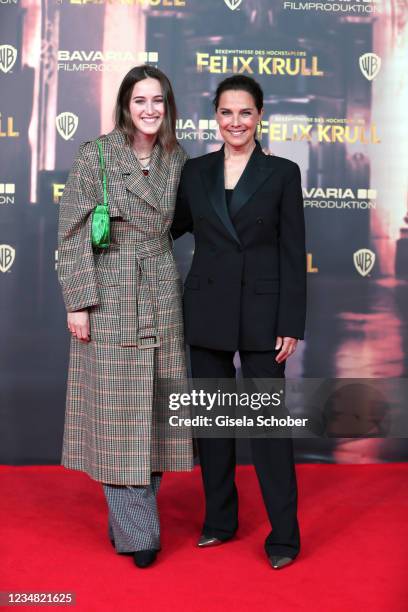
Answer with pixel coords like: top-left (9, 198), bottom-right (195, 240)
top-left (172, 141), bottom-right (306, 351)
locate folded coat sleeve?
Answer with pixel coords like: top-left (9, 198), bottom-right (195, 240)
top-left (276, 163), bottom-right (307, 340)
top-left (57, 142), bottom-right (100, 312)
top-left (171, 160), bottom-right (194, 239)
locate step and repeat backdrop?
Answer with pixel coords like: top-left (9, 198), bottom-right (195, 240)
top-left (1, 0), bottom-right (408, 464)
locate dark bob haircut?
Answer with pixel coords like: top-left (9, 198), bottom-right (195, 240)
top-left (115, 65), bottom-right (178, 153)
top-left (213, 75), bottom-right (264, 112)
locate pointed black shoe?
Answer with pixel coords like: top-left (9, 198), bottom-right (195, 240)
top-left (197, 535), bottom-right (223, 548)
top-left (133, 549), bottom-right (158, 568)
top-left (268, 555), bottom-right (294, 570)
top-left (197, 533), bottom-right (235, 548)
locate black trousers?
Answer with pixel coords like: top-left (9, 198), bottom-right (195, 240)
top-left (190, 345), bottom-right (300, 558)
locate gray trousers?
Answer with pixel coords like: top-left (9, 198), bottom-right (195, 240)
top-left (103, 474), bottom-right (161, 553)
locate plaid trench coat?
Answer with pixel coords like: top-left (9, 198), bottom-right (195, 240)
top-left (58, 129), bottom-right (193, 485)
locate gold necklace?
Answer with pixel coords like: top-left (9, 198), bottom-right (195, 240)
top-left (133, 150), bottom-right (151, 169)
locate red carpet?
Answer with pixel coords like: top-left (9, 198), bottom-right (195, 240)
top-left (1, 464), bottom-right (407, 611)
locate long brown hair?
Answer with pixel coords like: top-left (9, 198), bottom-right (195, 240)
top-left (114, 65), bottom-right (178, 153)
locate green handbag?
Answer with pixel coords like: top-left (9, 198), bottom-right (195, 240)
top-left (91, 139), bottom-right (110, 248)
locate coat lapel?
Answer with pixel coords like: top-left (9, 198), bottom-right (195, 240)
top-left (110, 129), bottom-right (168, 214)
top-left (145, 142), bottom-right (169, 210)
top-left (229, 141), bottom-right (276, 219)
top-left (200, 147), bottom-right (241, 245)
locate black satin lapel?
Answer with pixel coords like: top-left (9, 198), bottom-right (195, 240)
top-left (229, 143), bottom-right (276, 219)
top-left (201, 151), bottom-right (241, 245)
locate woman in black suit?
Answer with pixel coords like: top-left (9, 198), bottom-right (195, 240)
top-left (172, 75), bottom-right (306, 569)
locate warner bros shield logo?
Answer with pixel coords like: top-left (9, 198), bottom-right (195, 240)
top-left (224, 0), bottom-right (243, 10)
top-left (353, 249), bottom-right (375, 277)
top-left (0, 45), bottom-right (17, 74)
top-left (359, 53), bottom-right (381, 81)
top-left (56, 112), bottom-right (79, 140)
top-left (0, 245), bottom-right (15, 273)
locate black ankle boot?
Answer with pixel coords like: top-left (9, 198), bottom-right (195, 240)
top-left (133, 549), bottom-right (157, 568)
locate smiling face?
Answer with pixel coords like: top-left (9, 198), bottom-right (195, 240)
top-left (215, 89), bottom-right (263, 148)
top-left (129, 77), bottom-right (165, 136)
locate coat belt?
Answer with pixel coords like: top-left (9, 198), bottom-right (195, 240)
top-left (118, 234), bottom-right (172, 348)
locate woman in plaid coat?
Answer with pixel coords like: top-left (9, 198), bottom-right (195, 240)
top-left (57, 66), bottom-right (193, 568)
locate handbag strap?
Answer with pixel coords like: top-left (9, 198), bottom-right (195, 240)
top-left (96, 139), bottom-right (108, 208)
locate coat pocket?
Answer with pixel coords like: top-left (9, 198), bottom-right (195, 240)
top-left (255, 279), bottom-right (279, 294)
top-left (184, 275), bottom-right (200, 290)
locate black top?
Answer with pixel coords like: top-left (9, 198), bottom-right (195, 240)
top-left (225, 189), bottom-right (233, 217)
